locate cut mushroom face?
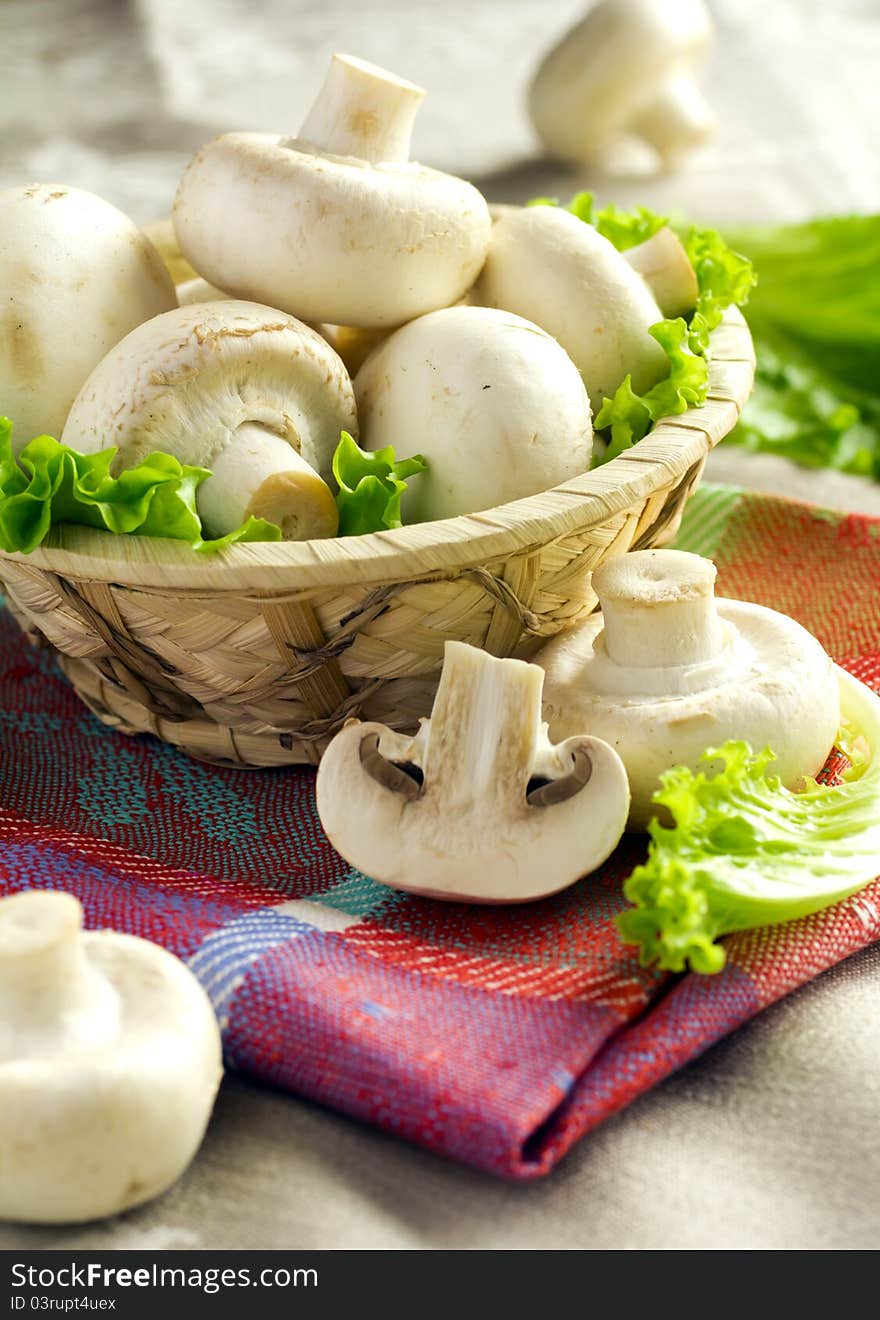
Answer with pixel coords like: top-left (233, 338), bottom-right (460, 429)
top-left (529, 0), bottom-right (716, 170)
top-left (471, 205), bottom-right (667, 406)
top-left (538, 549), bottom-right (842, 829)
top-left (316, 640), bottom-right (630, 903)
top-left (173, 53), bottom-right (492, 329)
top-left (0, 890), bottom-right (222, 1224)
top-left (62, 301), bottom-right (355, 540)
top-left (0, 184), bottom-right (177, 451)
top-left (354, 304), bottom-right (593, 522)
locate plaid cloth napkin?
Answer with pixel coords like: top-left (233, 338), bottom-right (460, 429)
top-left (1, 483), bottom-right (878, 1179)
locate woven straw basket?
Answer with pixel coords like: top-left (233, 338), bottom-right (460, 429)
top-left (0, 309), bottom-right (754, 768)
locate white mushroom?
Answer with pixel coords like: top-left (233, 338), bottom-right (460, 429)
top-left (317, 641), bottom-right (630, 902)
top-left (173, 53), bottom-right (492, 329)
top-left (176, 276), bottom-right (228, 305)
top-left (0, 890), bottom-right (222, 1224)
top-left (529, 0), bottom-right (716, 170)
top-left (625, 227), bottom-right (698, 318)
top-left (471, 205), bottom-right (668, 406)
top-left (538, 550), bottom-right (841, 829)
top-left (0, 183), bottom-right (176, 451)
top-left (62, 301), bottom-right (355, 540)
top-left (316, 324), bottom-right (391, 378)
top-left (354, 304), bottom-right (593, 523)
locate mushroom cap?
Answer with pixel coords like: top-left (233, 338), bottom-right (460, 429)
top-left (529, 0), bottom-right (714, 164)
top-left (62, 300), bottom-right (356, 521)
top-left (354, 304), bottom-right (593, 522)
top-left (173, 132), bottom-right (492, 329)
top-left (0, 183), bottom-right (176, 450)
top-left (472, 205), bottom-right (668, 406)
top-left (316, 721), bottom-right (630, 904)
top-left (0, 891), bottom-right (221, 1224)
top-left (538, 598), bottom-right (841, 829)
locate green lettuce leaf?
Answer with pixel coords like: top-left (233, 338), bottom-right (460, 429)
top-left (683, 225), bottom-right (757, 343)
top-left (0, 418), bottom-right (281, 554)
top-left (528, 191), bottom-right (667, 250)
top-left (332, 430), bottom-right (428, 537)
top-left (723, 215), bottom-right (880, 477)
top-left (593, 318), bottom-right (708, 464)
top-left (616, 712), bottom-right (880, 975)
top-left (528, 195), bottom-right (755, 464)
top-left (591, 224), bottom-right (752, 462)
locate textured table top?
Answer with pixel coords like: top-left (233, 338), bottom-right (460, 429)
top-left (1, 0), bottom-right (879, 1250)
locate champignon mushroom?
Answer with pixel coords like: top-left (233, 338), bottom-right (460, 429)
top-left (625, 227), bottom-right (698, 318)
top-left (354, 304), bottom-right (593, 523)
top-left (173, 53), bottom-right (492, 329)
top-left (176, 276), bottom-right (228, 305)
top-left (62, 301), bottom-right (355, 540)
top-left (529, 0), bottom-right (716, 170)
top-left (316, 641), bottom-right (630, 902)
top-left (317, 324), bottom-right (391, 378)
top-left (538, 549), bottom-right (841, 829)
top-left (0, 183), bottom-right (177, 452)
top-left (0, 890), bottom-right (222, 1224)
top-left (471, 204), bottom-right (668, 406)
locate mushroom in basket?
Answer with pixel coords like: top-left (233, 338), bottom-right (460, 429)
top-left (471, 204), bottom-right (671, 406)
top-left (62, 301), bottom-right (357, 540)
top-left (173, 52), bottom-right (492, 329)
top-left (354, 305), bottom-right (593, 523)
top-left (0, 184), bottom-right (176, 453)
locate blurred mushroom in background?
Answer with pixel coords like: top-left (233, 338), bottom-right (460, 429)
top-left (528, 0), bottom-right (716, 173)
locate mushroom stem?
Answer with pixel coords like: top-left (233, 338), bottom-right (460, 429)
top-left (297, 52), bottom-right (425, 164)
top-left (594, 550), bottom-right (724, 669)
top-left (628, 73), bottom-right (716, 166)
top-left (421, 640), bottom-right (544, 803)
top-left (0, 892), bottom-right (118, 1057)
top-left (198, 423), bottom-right (339, 541)
top-left (625, 227), bottom-right (698, 319)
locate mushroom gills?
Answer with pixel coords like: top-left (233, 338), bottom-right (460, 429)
top-left (316, 640), bottom-right (630, 903)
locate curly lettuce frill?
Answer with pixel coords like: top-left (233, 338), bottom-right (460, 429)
top-left (0, 418), bottom-right (281, 554)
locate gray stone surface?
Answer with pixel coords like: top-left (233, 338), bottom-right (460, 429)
top-left (1, 0), bottom-right (879, 1251)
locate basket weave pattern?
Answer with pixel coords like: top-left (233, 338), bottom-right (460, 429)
top-left (0, 312), bottom-right (755, 767)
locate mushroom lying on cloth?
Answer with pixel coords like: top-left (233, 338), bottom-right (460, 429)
top-left (0, 890), bottom-right (221, 1224)
top-left (529, 0), bottom-right (716, 170)
top-left (62, 301), bottom-right (356, 540)
top-left (471, 204), bottom-right (668, 407)
top-left (0, 183), bottom-right (176, 452)
top-left (317, 641), bottom-right (630, 902)
top-left (354, 304), bottom-right (593, 522)
top-left (538, 549), bottom-right (841, 829)
top-left (173, 53), bottom-right (492, 329)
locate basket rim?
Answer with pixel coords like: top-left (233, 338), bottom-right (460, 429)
top-left (0, 309), bottom-right (754, 592)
